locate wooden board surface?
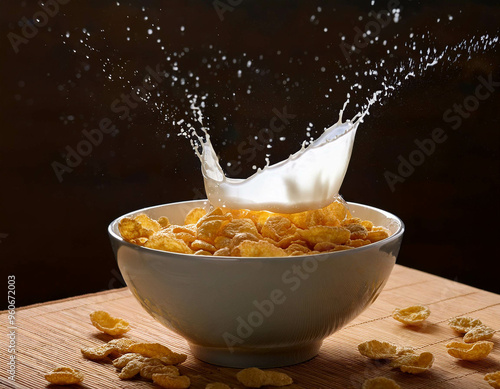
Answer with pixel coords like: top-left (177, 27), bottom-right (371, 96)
top-left (1, 265), bottom-right (499, 389)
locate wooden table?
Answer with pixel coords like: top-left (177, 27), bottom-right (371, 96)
top-left (1, 265), bottom-right (499, 389)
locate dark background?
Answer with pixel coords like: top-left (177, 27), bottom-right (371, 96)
top-left (1, 0), bottom-right (499, 308)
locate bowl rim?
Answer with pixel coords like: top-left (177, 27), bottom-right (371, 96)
top-left (108, 199), bottom-right (404, 262)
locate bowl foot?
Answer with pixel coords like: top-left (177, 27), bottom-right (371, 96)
top-left (189, 341), bottom-right (322, 368)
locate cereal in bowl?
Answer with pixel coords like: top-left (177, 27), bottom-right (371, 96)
top-left (118, 198), bottom-right (391, 257)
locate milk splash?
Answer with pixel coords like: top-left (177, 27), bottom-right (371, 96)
top-left (190, 97), bottom-right (368, 213)
top-left (200, 114), bottom-right (357, 213)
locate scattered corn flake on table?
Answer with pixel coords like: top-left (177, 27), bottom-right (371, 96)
top-left (1, 265), bottom-right (499, 389)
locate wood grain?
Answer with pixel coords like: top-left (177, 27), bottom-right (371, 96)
top-left (1, 265), bottom-right (499, 389)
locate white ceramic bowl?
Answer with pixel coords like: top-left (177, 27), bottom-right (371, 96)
top-left (108, 200), bottom-right (404, 368)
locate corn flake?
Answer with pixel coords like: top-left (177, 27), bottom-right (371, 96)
top-left (464, 324), bottom-right (495, 343)
top-left (152, 373), bottom-right (191, 389)
top-left (341, 217), bottom-right (362, 226)
top-left (245, 210), bottom-right (272, 232)
top-left (389, 351), bottom-right (434, 374)
top-left (115, 353), bottom-right (181, 381)
top-left (109, 338), bottom-right (136, 351)
top-left (44, 367), bottom-right (84, 385)
top-left (233, 240), bottom-right (286, 257)
top-left (346, 239), bottom-right (371, 248)
top-left (330, 245), bottom-right (353, 252)
top-left (448, 316), bottom-right (483, 334)
top-left (392, 305), bottom-right (430, 326)
top-left (141, 364), bottom-right (180, 380)
top-left (236, 367), bottom-right (293, 388)
top-left (191, 239), bottom-right (217, 253)
top-left (184, 207), bottom-right (207, 225)
top-left (222, 218), bottom-right (259, 238)
top-left (113, 353), bottom-right (146, 368)
top-left (174, 232), bottom-right (197, 245)
top-left (230, 232), bottom-right (260, 250)
top-left (145, 231), bottom-right (193, 254)
top-left (214, 235), bottom-right (231, 249)
top-left (194, 249), bottom-right (212, 255)
top-left (127, 342), bottom-right (187, 364)
top-left (261, 216), bottom-right (296, 241)
top-left (196, 208), bottom-right (232, 229)
top-left (131, 237), bottom-right (148, 246)
top-left (285, 242), bottom-right (310, 255)
top-left (89, 310), bottom-right (130, 336)
top-left (313, 242), bottom-right (337, 252)
top-left (214, 247), bottom-right (231, 256)
top-left (119, 214), bottom-right (161, 243)
top-left (345, 223), bottom-right (368, 240)
top-left (446, 341), bottom-right (494, 361)
top-left (197, 219), bottom-right (227, 243)
top-left (323, 198), bottom-right (350, 221)
top-left (298, 226), bottom-right (350, 246)
top-left (119, 217), bottom-right (144, 241)
top-left (158, 216), bottom-right (170, 228)
top-left (367, 229), bottom-right (390, 242)
top-left (358, 340), bottom-right (399, 359)
top-left (361, 220), bottom-right (374, 231)
top-left (396, 346), bottom-right (416, 356)
top-left (274, 233), bottom-right (301, 249)
top-left (81, 338), bottom-right (135, 361)
top-left (134, 214), bottom-right (161, 233)
top-left (119, 358), bottom-right (144, 379)
top-left (362, 377), bottom-right (401, 389)
top-left (170, 224), bottom-right (197, 235)
top-left (81, 343), bottom-right (117, 360)
top-left (484, 371), bottom-right (500, 389)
